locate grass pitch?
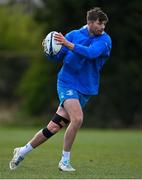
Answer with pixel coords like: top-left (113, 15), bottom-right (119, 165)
top-left (0, 126), bottom-right (142, 179)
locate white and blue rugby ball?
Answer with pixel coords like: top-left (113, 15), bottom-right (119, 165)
top-left (43, 31), bottom-right (62, 55)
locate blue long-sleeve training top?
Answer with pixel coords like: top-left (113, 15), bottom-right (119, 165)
top-left (47, 25), bottom-right (112, 95)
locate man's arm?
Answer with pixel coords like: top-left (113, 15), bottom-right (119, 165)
top-left (73, 41), bottom-right (110, 59)
top-left (54, 33), bottom-right (111, 60)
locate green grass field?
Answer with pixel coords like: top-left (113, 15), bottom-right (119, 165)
top-left (0, 126), bottom-right (142, 179)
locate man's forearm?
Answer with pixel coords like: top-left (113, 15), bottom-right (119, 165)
top-left (63, 40), bottom-right (74, 50)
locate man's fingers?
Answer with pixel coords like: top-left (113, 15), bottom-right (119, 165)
top-left (54, 34), bottom-right (62, 39)
top-left (54, 37), bottom-right (61, 41)
top-left (54, 32), bottom-right (65, 44)
top-left (54, 35), bottom-right (63, 42)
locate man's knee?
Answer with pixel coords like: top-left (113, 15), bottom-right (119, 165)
top-left (47, 121), bottom-right (60, 133)
top-left (63, 99), bottom-right (83, 127)
top-left (47, 113), bottom-right (70, 133)
top-left (71, 115), bottom-right (83, 127)
top-left (42, 113), bottom-right (69, 138)
top-left (51, 113), bottom-right (69, 128)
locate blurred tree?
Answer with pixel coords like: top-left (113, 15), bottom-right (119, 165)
top-left (18, 58), bottom-right (60, 115)
top-left (0, 5), bottom-right (42, 52)
top-left (100, 0), bottom-right (142, 127)
top-left (0, 5), bottom-right (43, 107)
top-left (0, 4), bottom-right (61, 116)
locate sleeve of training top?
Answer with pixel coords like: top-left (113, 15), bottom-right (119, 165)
top-left (45, 31), bottom-right (74, 62)
top-left (73, 39), bottom-right (111, 60)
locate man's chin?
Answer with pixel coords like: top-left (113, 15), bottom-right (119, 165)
top-left (91, 30), bottom-right (103, 36)
top-left (96, 31), bottom-right (103, 35)
top-left (98, 29), bottom-right (103, 33)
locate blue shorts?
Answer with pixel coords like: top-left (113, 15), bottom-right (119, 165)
top-left (57, 85), bottom-right (91, 108)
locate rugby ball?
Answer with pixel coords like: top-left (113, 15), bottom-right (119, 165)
top-left (43, 31), bottom-right (62, 55)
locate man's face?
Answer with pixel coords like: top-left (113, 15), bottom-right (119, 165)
top-left (87, 19), bottom-right (106, 35)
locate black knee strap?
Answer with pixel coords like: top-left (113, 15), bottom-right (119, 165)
top-left (42, 127), bottom-right (54, 138)
top-left (51, 113), bottom-right (69, 128)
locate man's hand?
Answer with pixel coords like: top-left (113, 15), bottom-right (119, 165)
top-left (54, 32), bottom-right (74, 50)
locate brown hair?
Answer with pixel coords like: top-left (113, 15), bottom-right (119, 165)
top-left (87, 7), bottom-right (108, 22)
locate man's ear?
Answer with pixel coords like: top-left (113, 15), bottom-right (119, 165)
top-left (87, 21), bottom-right (92, 26)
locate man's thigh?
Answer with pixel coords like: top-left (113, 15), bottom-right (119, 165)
top-left (56, 106), bottom-right (69, 120)
top-left (63, 99), bottom-right (83, 121)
